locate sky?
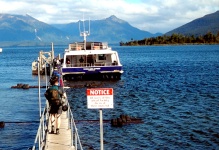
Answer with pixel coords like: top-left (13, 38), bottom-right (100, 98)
top-left (0, 0), bottom-right (218, 33)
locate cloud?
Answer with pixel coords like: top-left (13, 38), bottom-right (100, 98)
top-left (0, 0), bottom-right (218, 33)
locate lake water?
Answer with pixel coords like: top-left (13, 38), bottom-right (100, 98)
top-left (0, 45), bottom-right (219, 150)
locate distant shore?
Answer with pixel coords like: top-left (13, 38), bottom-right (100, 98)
top-left (120, 32), bottom-right (219, 46)
top-left (120, 43), bottom-right (219, 46)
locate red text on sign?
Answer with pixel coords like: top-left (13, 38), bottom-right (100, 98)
top-left (87, 88), bottom-right (113, 95)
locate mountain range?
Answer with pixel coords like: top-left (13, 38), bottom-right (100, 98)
top-left (52, 15), bottom-right (162, 43)
top-left (165, 10), bottom-right (219, 36)
top-left (0, 10), bottom-right (218, 46)
top-left (0, 14), bottom-right (72, 46)
top-left (0, 14), bottom-right (161, 46)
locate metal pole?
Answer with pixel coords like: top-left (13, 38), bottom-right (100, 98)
top-left (44, 52), bottom-right (49, 149)
top-left (100, 109), bottom-right (104, 150)
top-left (39, 51), bottom-right (42, 73)
top-left (38, 60), bottom-right (42, 149)
top-left (51, 42), bottom-right (54, 61)
top-left (51, 43), bottom-right (54, 77)
top-left (75, 132), bottom-right (77, 149)
top-left (45, 62), bottom-right (47, 87)
top-left (38, 57), bottom-right (41, 117)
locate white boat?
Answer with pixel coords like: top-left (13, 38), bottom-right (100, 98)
top-left (0, 48), bottom-right (2, 52)
top-left (61, 20), bottom-right (123, 80)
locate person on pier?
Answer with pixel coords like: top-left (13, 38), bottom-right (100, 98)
top-left (44, 75), bottom-right (66, 134)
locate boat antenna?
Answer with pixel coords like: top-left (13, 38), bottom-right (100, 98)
top-left (79, 15), bottom-right (90, 50)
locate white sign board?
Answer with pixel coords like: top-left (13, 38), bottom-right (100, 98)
top-left (87, 88), bottom-right (113, 109)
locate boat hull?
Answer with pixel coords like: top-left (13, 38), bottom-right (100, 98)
top-left (62, 66), bottom-right (123, 80)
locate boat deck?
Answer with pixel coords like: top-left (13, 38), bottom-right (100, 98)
top-left (45, 111), bottom-right (75, 150)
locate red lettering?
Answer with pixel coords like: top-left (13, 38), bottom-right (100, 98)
top-left (87, 88), bottom-right (113, 95)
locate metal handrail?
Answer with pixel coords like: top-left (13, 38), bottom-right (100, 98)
top-left (31, 104), bottom-right (48, 150)
top-left (31, 58), bottom-right (83, 149)
top-left (67, 100), bottom-right (83, 149)
top-left (31, 98), bottom-right (83, 150)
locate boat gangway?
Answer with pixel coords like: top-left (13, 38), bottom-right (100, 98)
top-left (30, 65), bottom-right (83, 150)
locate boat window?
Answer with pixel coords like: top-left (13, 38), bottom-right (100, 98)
top-left (66, 57), bottom-right (71, 64)
top-left (98, 54), bottom-right (106, 60)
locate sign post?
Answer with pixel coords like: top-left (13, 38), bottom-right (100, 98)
top-left (99, 109), bottom-right (103, 150)
top-left (87, 88), bottom-right (114, 150)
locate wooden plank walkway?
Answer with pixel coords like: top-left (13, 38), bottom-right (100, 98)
top-left (45, 111), bottom-right (75, 150)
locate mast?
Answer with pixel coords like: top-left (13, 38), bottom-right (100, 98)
top-left (79, 16), bottom-right (90, 50)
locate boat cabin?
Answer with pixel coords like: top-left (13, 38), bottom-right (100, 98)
top-left (61, 41), bottom-right (123, 80)
top-left (63, 42), bottom-right (120, 68)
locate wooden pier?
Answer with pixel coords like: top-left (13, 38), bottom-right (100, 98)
top-left (45, 111), bottom-right (75, 150)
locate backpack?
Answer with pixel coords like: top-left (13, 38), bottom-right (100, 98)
top-left (45, 86), bottom-right (61, 106)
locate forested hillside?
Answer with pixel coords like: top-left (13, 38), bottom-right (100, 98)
top-left (120, 32), bottom-right (219, 46)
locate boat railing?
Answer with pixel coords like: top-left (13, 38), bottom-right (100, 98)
top-left (66, 62), bottom-right (118, 67)
top-left (91, 42), bottom-right (108, 50)
top-left (69, 43), bottom-right (84, 51)
top-left (31, 97), bottom-right (83, 150)
top-left (69, 42), bottom-right (109, 51)
top-left (67, 63), bottom-right (91, 67)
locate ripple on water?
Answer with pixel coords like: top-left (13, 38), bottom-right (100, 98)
top-left (65, 46), bottom-right (219, 149)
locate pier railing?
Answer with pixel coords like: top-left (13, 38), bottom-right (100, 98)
top-left (31, 98), bottom-right (83, 150)
top-left (31, 59), bottom-right (83, 149)
top-left (67, 62), bottom-right (118, 67)
top-left (29, 49), bottom-right (83, 150)
top-left (31, 104), bottom-right (48, 150)
top-left (67, 99), bottom-right (83, 149)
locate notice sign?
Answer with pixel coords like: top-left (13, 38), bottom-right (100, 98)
top-left (87, 88), bottom-right (114, 109)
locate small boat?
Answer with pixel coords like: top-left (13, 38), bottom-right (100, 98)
top-left (61, 20), bottom-right (123, 80)
top-left (0, 48), bottom-right (2, 52)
